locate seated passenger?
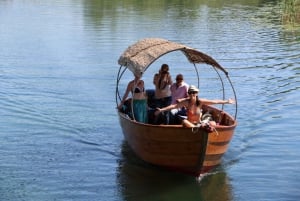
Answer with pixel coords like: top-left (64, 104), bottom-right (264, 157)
top-left (154, 85), bottom-right (235, 128)
top-left (169, 74), bottom-right (189, 124)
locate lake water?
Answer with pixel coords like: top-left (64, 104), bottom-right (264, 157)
top-left (1, 1), bottom-right (300, 201)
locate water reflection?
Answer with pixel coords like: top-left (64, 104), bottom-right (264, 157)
top-left (116, 141), bottom-right (233, 201)
top-left (82, 0), bottom-right (269, 28)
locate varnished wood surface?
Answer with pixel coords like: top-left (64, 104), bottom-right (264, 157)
top-left (118, 106), bottom-right (237, 176)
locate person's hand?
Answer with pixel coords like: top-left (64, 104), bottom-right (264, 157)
top-left (176, 98), bottom-right (187, 103)
top-left (154, 108), bottom-right (161, 116)
top-left (117, 101), bottom-right (124, 109)
top-left (227, 98), bottom-right (235, 104)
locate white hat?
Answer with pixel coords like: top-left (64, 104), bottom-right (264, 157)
top-left (188, 85), bottom-right (199, 93)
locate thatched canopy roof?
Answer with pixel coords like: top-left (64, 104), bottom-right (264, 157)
top-left (118, 38), bottom-right (227, 75)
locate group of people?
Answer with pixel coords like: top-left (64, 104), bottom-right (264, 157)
top-left (152, 64), bottom-right (189, 124)
top-left (118, 64), bottom-right (235, 128)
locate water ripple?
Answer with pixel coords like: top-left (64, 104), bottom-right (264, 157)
top-left (1, 1), bottom-right (300, 200)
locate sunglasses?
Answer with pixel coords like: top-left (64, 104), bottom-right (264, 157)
top-left (188, 91), bottom-right (198, 95)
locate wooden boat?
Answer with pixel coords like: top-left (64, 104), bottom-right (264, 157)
top-left (116, 38), bottom-right (238, 176)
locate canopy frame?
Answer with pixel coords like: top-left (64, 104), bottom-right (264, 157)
top-left (116, 38), bottom-right (238, 120)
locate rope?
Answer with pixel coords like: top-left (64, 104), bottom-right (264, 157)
top-left (212, 126), bottom-right (219, 136)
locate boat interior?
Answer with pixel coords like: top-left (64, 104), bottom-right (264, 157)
top-left (119, 89), bottom-right (235, 127)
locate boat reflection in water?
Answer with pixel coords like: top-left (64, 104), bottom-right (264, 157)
top-left (116, 141), bottom-right (233, 201)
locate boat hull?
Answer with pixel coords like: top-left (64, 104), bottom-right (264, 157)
top-left (118, 106), bottom-right (237, 176)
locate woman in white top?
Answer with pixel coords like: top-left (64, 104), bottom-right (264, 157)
top-left (153, 64), bottom-right (172, 124)
top-left (153, 64), bottom-right (172, 107)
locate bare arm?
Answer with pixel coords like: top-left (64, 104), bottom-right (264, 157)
top-left (154, 101), bottom-right (187, 116)
top-left (153, 74), bottom-right (158, 85)
top-left (167, 74), bottom-right (173, 85)
top-left (200, 98), bottom-right (235, 105)
top-left (118, 81), bottom-right (132, 108)
top-left (176, 97), bottom-right (189, 103)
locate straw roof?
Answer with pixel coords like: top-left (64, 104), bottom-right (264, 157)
top-left (118, 38), bottom-right (227, 75)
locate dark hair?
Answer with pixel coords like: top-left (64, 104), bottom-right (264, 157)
top-left (160, 64), bottom-right (169, 72)
top-left (196, 96), bottom-right (200, 106)
top-left (176, 74), bottom-right (183, 80)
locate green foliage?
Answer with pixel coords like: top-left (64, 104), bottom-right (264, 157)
top-left (282, 0), bottom-right (300, 25)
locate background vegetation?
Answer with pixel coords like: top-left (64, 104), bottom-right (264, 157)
top-left (282, 0), bottom-right (300, 25)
